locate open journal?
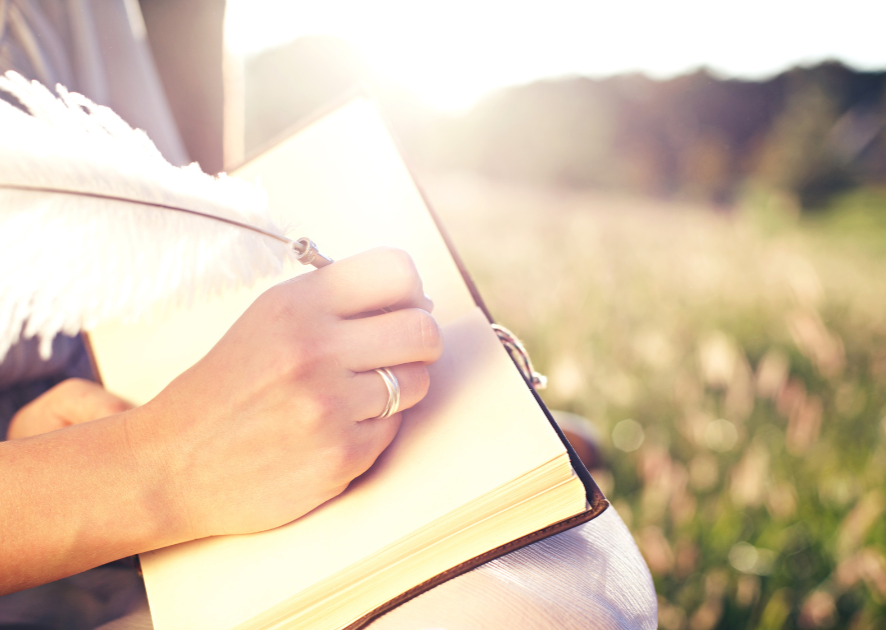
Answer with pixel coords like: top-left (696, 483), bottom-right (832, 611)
top-left (86, 95), bottom-right (607, 630)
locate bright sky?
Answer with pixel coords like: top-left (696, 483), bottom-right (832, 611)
top-left (225, 0), bottom-right (886, 113)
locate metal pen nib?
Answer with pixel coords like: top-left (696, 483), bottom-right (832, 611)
top-left (291, 237), bottom-right (334, 268)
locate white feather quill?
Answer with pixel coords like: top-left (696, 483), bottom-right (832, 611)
top-left (0, 71), bottom-right (317, 361)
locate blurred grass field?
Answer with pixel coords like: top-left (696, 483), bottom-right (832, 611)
top-left (422, 172), bottom-right (886, 630)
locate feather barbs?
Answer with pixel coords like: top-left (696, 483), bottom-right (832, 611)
top-left (0, 71), bottom-right (298, 361)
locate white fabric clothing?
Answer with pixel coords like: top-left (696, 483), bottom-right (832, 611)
top-left (366, 507), bottom-right (657, 630)
top-left (0, 0), bottom-right (187, 165)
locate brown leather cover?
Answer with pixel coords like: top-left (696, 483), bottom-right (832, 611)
top-left (343, 495), bottom-right (608, 630)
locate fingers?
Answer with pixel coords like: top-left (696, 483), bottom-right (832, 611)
top-left (7, 378), bottom-right (133, 440)
top-left (355, 362), bottom-right (431, 420)
top-left (352, 413), bottom-right (402, 474)
top-left (55, 379), bottom-right (134, 424)
top-left (342, 363), bottom-right (430, 476)
top-left (305, 247), bottom-right (433, 317)
top-left (294, 364), bottom-right (426, 485)
top-left (336, 308), bottom-right (444, 371)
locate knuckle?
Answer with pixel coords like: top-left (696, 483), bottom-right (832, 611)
top-left (414, 310), bottom-right (443, 357)
top-left (292, 337), bottom-right (325, 372)
top-left (321, 483), bottom-right (350, 506)
top-left (380, 247), bottom-right (419, 285)
top-left (266, 347), bottom-right (305, 382)
top-left (327, 441), bottom-right (362, 479)
top-left (254, 289), bottom-right (337, 378)
top-left (260, 279), bottom-right (313, 323)
top-left (379, 246), bottom-right (413, 268)
top-left (301, 392), bottom-right (340, 427)
top-left (279, 334), bottom-right (334, 379)
top-left (411, 366), bottom-right (431, 399)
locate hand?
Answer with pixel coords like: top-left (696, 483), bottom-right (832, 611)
top-left (128, 247), bottom-right (443, 541)
top-left (7, 378), bottom-right (133, 440)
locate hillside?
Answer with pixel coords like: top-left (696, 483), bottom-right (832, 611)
top-left (245, 37), bottom-right (886, 208)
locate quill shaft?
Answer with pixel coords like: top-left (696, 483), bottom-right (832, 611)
top-left (1, 183), bottom-right (292, 246)
top-left (1, 183), bottom-right (333, 267)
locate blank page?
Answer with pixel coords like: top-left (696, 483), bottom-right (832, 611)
top-left (140, 307), bottom-right (568, 629)
top-left (87, 98), bottom-right (569, 630)
top-left (90, 98), bottom-right (476, 405)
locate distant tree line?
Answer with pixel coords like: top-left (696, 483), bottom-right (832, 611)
top-left (245, 36), bottom-right (886, 208)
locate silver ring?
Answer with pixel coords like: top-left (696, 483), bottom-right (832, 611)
top-left (373, 367), bottom-right (400, 419)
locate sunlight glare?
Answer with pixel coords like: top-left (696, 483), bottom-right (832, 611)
top-left (225, 0), bottom-right (886, 113)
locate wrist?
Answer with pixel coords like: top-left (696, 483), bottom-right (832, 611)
top-left (119, 403), bottom-right (200, 549)
top-left (0, 407), bottom-right (195, 592)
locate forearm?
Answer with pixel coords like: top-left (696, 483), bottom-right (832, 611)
top-left (0, 249), bottom-right (441, 595)
top-left (0, 406), bottom-right (182, 594)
